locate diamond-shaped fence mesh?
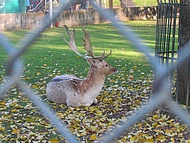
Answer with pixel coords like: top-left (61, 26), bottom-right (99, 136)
top-left (0, 0), bottom-right (21, 13)
top-left (0, 0), bottom-right (5, 13)
top-left (1, 0), bottom-right (190, 142)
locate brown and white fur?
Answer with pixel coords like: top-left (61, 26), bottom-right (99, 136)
top-left (46, 25), bottom-right (117, 106)
top-left (46, 58), bottom-right (117, 106)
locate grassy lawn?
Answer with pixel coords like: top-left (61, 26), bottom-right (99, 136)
top-left (1, 20), bottom-right (190, 142)
top-left (0, 20), bottom-right (155, 85)
top-left (105, 0), bottom-right (157, 7)
top-left (133, 0), bottom-right (157, 7)
top-left (1, 20), bottom-right (155, 103)
top-left (94, 0), bottom-right (157, 8)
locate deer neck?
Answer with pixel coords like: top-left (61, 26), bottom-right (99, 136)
top-left (81, 66), bottom-right (105, 94)
top-left (87, 66), bottom-right (105, 83)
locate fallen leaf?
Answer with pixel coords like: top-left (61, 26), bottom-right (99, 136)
top-left (90, 134), bottom-right (97, 140)
top-left (49, 137), bottom-right (60, 143)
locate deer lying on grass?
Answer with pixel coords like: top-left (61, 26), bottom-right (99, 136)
top-left (46, 25), bottom-right (117, 106)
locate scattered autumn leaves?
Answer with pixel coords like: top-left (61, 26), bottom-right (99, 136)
top-left (0, 56), bottom-right (190, 142)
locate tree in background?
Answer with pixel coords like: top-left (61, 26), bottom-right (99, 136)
top-left (177, 0), bottom-right (190, 105)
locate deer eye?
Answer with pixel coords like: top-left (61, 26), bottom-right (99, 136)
top-left (105, 64), bottom-right (109, 67)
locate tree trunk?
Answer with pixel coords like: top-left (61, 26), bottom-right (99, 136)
top-left (177, 0), bottom-right (190, 104)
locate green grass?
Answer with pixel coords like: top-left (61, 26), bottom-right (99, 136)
top-left (133, 0), bottom-right (157, 7)
top-left (0, 20), bottom-right (156, 86)
top-left (104, 0), bottom-right (157, 7)
top-left (94, 0), bottom-right (157, 8)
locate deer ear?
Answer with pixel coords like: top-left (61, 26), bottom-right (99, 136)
top-left (85, 58), bottom-right (97, 65)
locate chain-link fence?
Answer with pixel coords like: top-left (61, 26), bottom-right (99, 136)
top-left (0, 0), bottom-right (6, 13)
top-left (0, 0), bottom-right (21, 13)
top-left (1, 0), bottom-right (190, 142)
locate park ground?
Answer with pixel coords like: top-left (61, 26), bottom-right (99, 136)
top-left (0, 20), bottom-right (190, 142)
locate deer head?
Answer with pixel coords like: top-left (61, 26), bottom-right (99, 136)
top-left (46, 25), bottom-right (117, 106)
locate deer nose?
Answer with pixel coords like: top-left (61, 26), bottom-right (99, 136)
top-left (113, 68), bottom-right (118, 73)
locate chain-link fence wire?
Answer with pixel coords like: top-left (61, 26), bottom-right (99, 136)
top-left (0, 0), bottom-right (5, 13)
top-left (1, 0), bottom-right (190, 142)
top-left (0, 0), bottom-right (21, 13)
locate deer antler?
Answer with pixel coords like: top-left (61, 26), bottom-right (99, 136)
top-left (63, 25), bottom-right (112, 60)
top-left (101, 50), bottom-right (112, 60)
top-left (81, 29), bottom-right (94, 57)
top-left (81, 29), bottom-right (112, 60)
top-left (62, 25), bottom-right (80, 55)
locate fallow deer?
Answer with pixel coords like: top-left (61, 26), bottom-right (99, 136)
top-left (46, 25), bottom-right (117, 106)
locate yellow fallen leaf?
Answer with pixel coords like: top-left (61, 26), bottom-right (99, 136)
top-left (170, 138), bottom-right (175, 143)
top-left (162, 114), bottom-right (169, 120)
top-left (153, 114), bottom-right (158, 119)
top-left (133, 66), bottom-right (137, 69)
top-left (0, 126), bottom-right (5, 132)
top-left (90, 134), bottom-right (97, 140)
top-left (178, 133), bottom-right (183, 138)
top-left (169, 119), bottom-right (175, 123)
top-left (23, 77), bottom-right (30, 80)
top-left (49, 137), bottom-right (60, 143)
top-left (144, 138), bottom-right (154, 143)
top-left (156, 133), bottom-right (166, 141)
top-left (36, 72), bottom-right (40, 75)
top-left (137, 123), bottom-right (142, 128)
top-left (154, 129), bottom-right (164, 134)
top-left (130, 136), bottom-right (136, 142)
top-left (11, 109), bottom-right (18, 113)
top-left (12, 129), bottom-right (20, 134)
top-left (128, 75), bottom-right (134, 80)
top-left (134, 99), bottom-right (141, 105)
top-left (152, 122), bottom-right (158, 128)
top-left (165, 129), bottom-right (176, 137)
top-left (32, 84), bottom-right (38, 89)
top-left (96, 111), bottom-right (102, 116)
top-left (26, 118), bottom-right (34, 122)
top-left (91, 126), bottom-right (98, 131)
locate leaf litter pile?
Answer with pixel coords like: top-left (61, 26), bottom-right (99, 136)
top-left (1, 57), bottom-right (190, 142)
